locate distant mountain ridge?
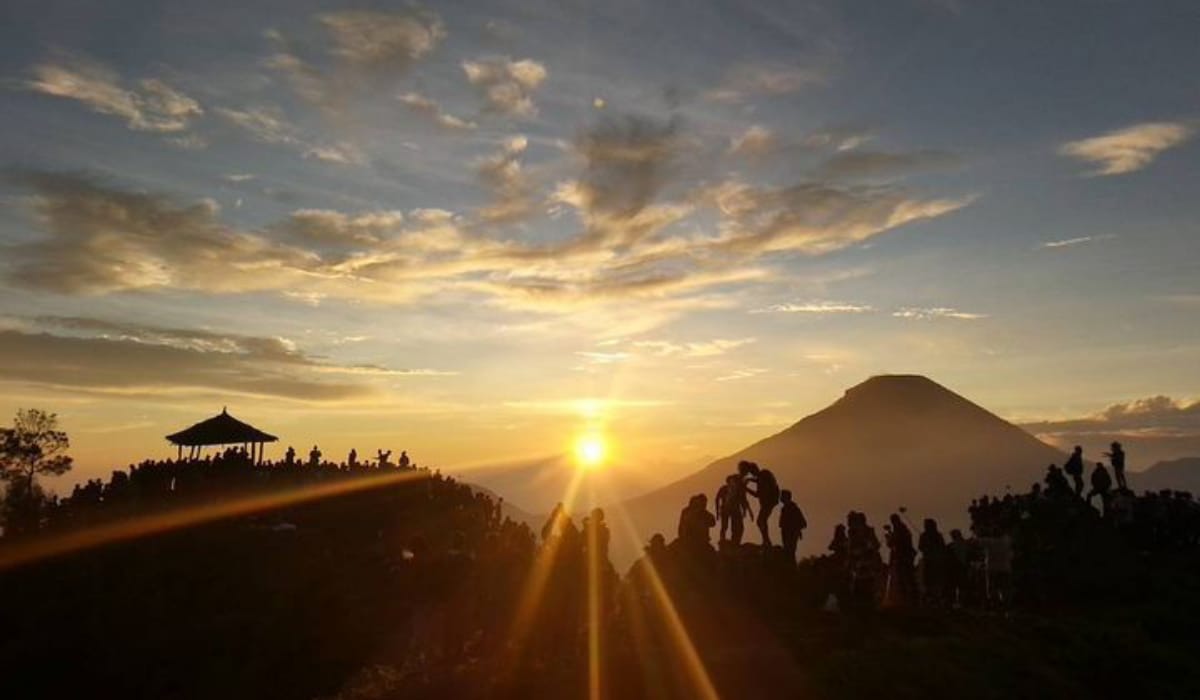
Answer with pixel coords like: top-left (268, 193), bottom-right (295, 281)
top-left (1134, 457), bottom-right (1200, 494)
top-left (613, 374), bottom-right (1066, 566)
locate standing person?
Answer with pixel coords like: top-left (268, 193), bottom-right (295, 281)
top-left (284, 446), bottom-right (296, 466)
top-left (308, 445), bottom-right (322, 467)
top-left (1105, 441), bottom-right (1127, 490)
top-left (741, 460), bottom-right (781, 547)
top-left (779, 490), bottom-right (807, 562)
top-left (347, 448), bottom-right (358, 468)
top-left (719, 473), bottom-right (753, 545)
top-left (885, 513), bottom-right (917, 606)
top-left (1087, 462), bottom-right (1113, 513)
top-left (714, 479), bottom-right (730, 542)
top-left (399, 450), bottom-right (411, 469)
top-left (918, 519), bottom-right (948, 606)
top-left (1064, 446), bottom-right (1085, 497)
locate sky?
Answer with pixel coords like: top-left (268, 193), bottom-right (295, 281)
top-left (1, 0), bottom-right (1198, 500)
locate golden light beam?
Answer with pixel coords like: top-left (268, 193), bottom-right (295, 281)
top-left (586, 493), bottom-right (604, 700)
top-left (500, 464), bottom-right (588, 669)
top-left (0, 469), bottom-right (427, 572)
top-left (607, 501), bottom-right (721, 700)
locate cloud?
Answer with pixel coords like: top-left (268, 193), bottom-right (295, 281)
top-left (303, 142), bottom-right (367, 165)
top-left (705, 63), bottom-right (824, 103)
top-left (3, 115), bottom-right (970, 329)
top-left (397, 92), bottom-right (477, 130)
top-left (892, 307), bottom-right (986, 320)
top-left (476, 135), bottom-right (535, 223)
top-left (751, 301), bottom-right (873, 314)
top-left (715, 368), bottom-right (768, 382)
top-left (26, 56), bottom-right (202, 134)
top-left (818, 149), bottom-right (960, 179)
top-left (632, 338), bottom-right (756, 358)
top-left (216, 106), bottom-right (300, 145)
top-left (318, 10), bottom-right (445, 72)
top-left (1024, 396), bottom-right (1200, 436)
top-left (1021, 396), bottom-right (1200, 467)
top-left (266, 9), bottom-right (446, 106)
top-left (1038, 234), bottom-right (1115, 249)
top-left (1059, 121), bottom-right (1194, 176)
top-left (462, 56), bottom-right (548, 117)
top-left (0, 317), bottom-right (455, 402)
top-left (702, 180), bottom-right (974, 256)
top-left (216, 107), bottom-right (366, 166)
top-left (573, 114), bottom-right (681, 222)
top-left (728, 125), bottom-right (776, 158)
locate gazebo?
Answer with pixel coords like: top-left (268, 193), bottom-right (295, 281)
top-left (166, 408), bottom-right (278, 464)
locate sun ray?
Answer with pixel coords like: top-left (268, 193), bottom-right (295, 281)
top-left (607, 500), bottom-right (721, 700)
top-left (0, 469), bottom-right (428, 571)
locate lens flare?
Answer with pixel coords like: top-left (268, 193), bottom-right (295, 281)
top-left (574, 434), bottom-right (607, 469)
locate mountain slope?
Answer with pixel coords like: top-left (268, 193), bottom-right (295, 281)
top-left (1135, 457), bottom-right (1200, 494)
top-left (614, 375), bottom-right (1065, 565)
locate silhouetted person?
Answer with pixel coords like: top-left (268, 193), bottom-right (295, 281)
top-left (1064, 446), bottom-right (1085, 496)
top-left (885, 513), bottom-right (917, 606)
top-left (1105, 441), bottom-right (1127, 490)
top-left (678, 494), bottom-right (716, 548)
top-left (779, 489), bottom-right (807, 561)
top-left (1088, 462), bottom-right (1113, 511)
top-left (308, 445), bottom-right (322, 467)
top-left (846, 512), bottom-right (882, 611)
top-left (716, 473), bottom-right (752, 545)
top-left (377, 449), bottom-right (391, 467)
top-left (399, 450), bottom-right (410, 469)
top-left (741, 460), bottom-right (780, 546)
top-left (1044, 463), bottom-right (1070, 498)
top-left (284, 446), bottom-right (296, 466)
top-left (828, 524), bottom-right (848, 564)
top-left (918, 518), bottom-right (948, 606)
top-left (348, 448), bottom-right (358, 468)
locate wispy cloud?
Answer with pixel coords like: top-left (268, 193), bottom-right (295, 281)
top-left (705, 63), bottom-right (824, 103)
top-left (715, 368), bottom-right (768, 382)
top-left (1059, 121), bottom-right (1194, 176)
top-left (26, 55), bottom-right (202, 134)
top-left (632, 338), bottom-right (756, 358)
top-left (892, 307), bottom-right (987, 320)
top-left (0, 317), bottom-right (453, 403)
top-left (751, 301), bottom-right (873, 314)
top-left (1038, 234), bottom-right (1115, 249)
top-left (397, 92), bottom-right (477, 130)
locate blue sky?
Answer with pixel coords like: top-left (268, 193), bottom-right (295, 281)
top-left (1, 0), bottom-right (1198, 489)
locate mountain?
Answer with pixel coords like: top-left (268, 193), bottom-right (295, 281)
top-left (1134, 457), bottom-right (1200, 494)
top-left (613, 375), bottom-right (1065, 566)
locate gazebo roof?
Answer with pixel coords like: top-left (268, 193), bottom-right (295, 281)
top-left (166, 408), bottom-right (278, 447)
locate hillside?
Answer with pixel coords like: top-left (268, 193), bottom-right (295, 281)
top-left (1135, 457), bottom-right (1200, 494)
top-left (615, 375), bottom-right (1065, 564)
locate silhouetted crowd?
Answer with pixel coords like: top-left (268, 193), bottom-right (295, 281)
top-left (36, 445), bottom-right (434, 531)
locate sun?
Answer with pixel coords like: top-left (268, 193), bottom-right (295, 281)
top-left (574, 434), bottom-right (607, 470)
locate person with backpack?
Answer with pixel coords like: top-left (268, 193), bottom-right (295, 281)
top-left (779, 489), bottom-right (807, 562)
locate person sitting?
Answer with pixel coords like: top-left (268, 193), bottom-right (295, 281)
top-left (677, 494), bottom-right (716, 548)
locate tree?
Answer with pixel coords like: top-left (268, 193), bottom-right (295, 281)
top-left (0, 409), bottom-right (72, 535)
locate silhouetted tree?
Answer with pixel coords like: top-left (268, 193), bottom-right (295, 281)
top-left (0, 409), bottom-right (73, 534)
